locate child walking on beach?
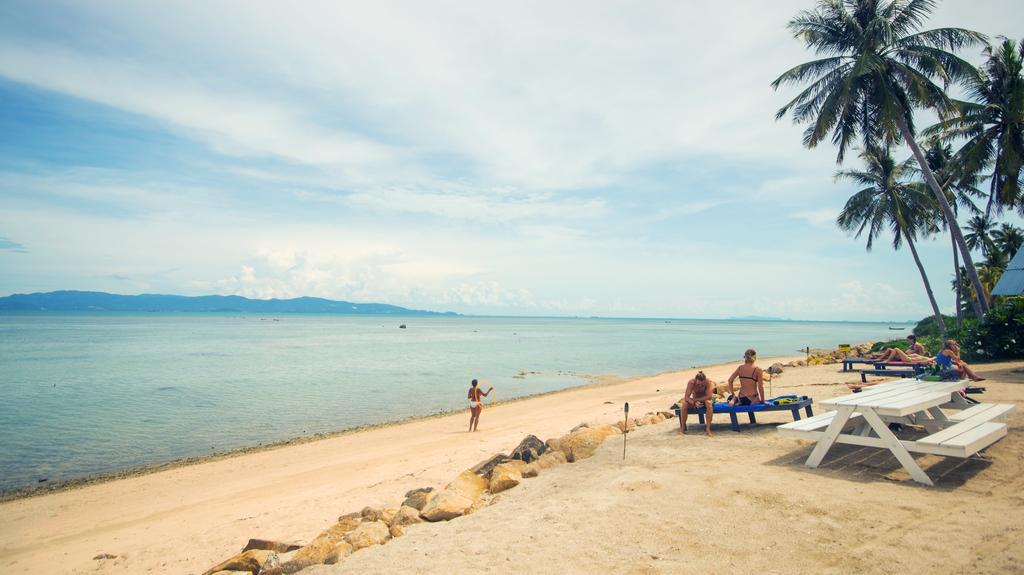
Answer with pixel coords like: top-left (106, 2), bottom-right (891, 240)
top-left (467, 379), bottom-right (493, 432)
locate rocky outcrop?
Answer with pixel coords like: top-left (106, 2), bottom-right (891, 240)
top-left (420, 491), bottom-right (475, 522)
top-left (241, 539), bottom-right (300, 554)
top-left (768, 362), bottom-right (785, 374)
top-left (446, 470), bottom-right (488, 501)
top-left (344, 521), bottom-right (390, 550)
top-left (552, 425), bottom-right (618, 461)
top-left (389, 505), bottom-right (423, 527)
top-left (259, 537), bottom-right (335, 575)
top-left (360, 506), bottom-right (396, 524)
top-left (520, 462), bottom-right (540, 478)
top-left (510, 435), bottom-right (547, 462)
top-left (401, 487), bottom-right (435, 511)
top-left (202, 549), bottom-right (271, 575)
top-left (536, 450), bottom-right (567, 469)
top-left (488, 463), bottom-right (522, 493)
top-left (323, 542), bottom-right (353, 565)
top-left (470, 453), bottom-right (511, 478)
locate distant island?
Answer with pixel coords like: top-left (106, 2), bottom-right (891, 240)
top-left (0, 291), bottom-right (458, 316)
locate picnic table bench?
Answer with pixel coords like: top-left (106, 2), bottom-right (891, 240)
top-left (676, 396), bottom-right (814, 432)
top-left (777, 378), bottom-right (1014, 485)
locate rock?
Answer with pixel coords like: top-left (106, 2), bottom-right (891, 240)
top-left (536, 450), bottom-right (567, 469)
top-left (242, 539), bottom-right (300, 553)
top-left (323, 542), bottom-right (353, 565)
top-left (510, 434), bottom-right (547, 463)
top-left (797, 360), bottom-right (807, 367)
top-left (210, 571), bottom-right (252, 575)
top-left (659, 411), bottom-right (676, 420)
top-left (259, 537), bottom-right (336, 575)
top-left (545, 436), bottom-right (564, 454)
top-left (470, 453), bottom-right (511, 478)
top-left (556, 427), bottom-right (613, 461)
top-left (446, 470), bottom-right (488, 502)
top-left (93, 553), bottom-right (117, 560)
top-left (390, 505), bottom-right (424, 527)
top-left (768, 362), bottom-right (784, 375)
top-left (402, 487), bottom-right (435, 511)
top-left (521, 462), bottom-right (540, 478)
top-left (344, 520), bottom-right (390, 550)
top-left (389, 524), bottom-right (406, 538)
top-left (317, 514), bottom-right (362, 541)
top-left (489, 463), bottom-right (522, 493)
top-left (633, 416), bottom-right (646, 427)
top-left (361, 506), bottom-right (397, 524)
top-left (570, 422), bottom-right (590, 433)
top-left (594, 423), bottom-right (622, 435)
top-left (420, 491), bottom-right (474, 522)
top-left (202, 549), bottom-right (272, 575)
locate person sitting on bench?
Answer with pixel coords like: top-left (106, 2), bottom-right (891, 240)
top-left (937, 339), bottom-right (985, 382)
top-left (678, 371), bottom-right (714, 436)
top-left (727, 348), bottom-right (765, 406)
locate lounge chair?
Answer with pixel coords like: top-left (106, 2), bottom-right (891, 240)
top-left (674, 395), bottom-right (814, 432)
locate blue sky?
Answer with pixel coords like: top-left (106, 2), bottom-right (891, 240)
top-left (1, 1), bottom-right (1022, 320)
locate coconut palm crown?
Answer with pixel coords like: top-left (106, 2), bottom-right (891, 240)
top-left (836, 146), bottom-right (946, 332)
top-left (772, 0), bottom-right (991, 315)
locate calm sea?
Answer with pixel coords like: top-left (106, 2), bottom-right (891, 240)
top-left (0, 313), bottom-right (908, 492)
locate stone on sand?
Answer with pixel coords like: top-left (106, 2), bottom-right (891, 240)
top-left (401, 487), bottom-right (435, 511)
top-left (419, 491), bottom-right (475, 522)
top-left (389, 505), bottom-right (423, 527)
top-left (510, 434), bottom-right (547, 462)
top-left (344, 520), bottom-right (391, 550)
top-left (489, 463), bottom-right (522, 493)
top-left (202, 549), bottom-right (272, 575)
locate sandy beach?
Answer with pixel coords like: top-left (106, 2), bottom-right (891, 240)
top-left (2, 356), bottom-right (1022, 575)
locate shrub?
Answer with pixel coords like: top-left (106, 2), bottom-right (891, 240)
top-left (913, 314), bottom-right (957, 338)
top-left (955, 297), bottom-right (1024, 362)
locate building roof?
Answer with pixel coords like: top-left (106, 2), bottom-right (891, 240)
top-left (992, 248), bottom-right (1024, 296)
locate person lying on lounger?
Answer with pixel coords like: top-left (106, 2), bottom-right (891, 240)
top-left (937, 339), bottom-right (985, 382)
top-left (727, 348), bottom-right (765, 406)
top-left (679, 371), bottom-right (714, 436)
top-left (870, 335), bottom-right (931, 362)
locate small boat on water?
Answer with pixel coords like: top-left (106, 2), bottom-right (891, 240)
top-left (888, 326), bottom-right (905, 330)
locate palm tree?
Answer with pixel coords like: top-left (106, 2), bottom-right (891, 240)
top-left (836, 146), bottom-right (946, 333)
top-left (992, 222), bottom-right (1024, 257)
top-left (926, 38), bottom-right (1024, 214)
top-left (964, 214), bottom-right (997, 257)
top-left (772, 0), bottom-right (990, 316)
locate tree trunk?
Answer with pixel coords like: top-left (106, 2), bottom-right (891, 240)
top-left (953, 234), bottom-right (962, 330)
top-left (902, 227), bottom-right (946, 336)
top-left (896, 116), bottom-right (988, 317)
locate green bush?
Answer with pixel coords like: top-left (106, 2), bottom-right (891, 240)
top-left (955, 297), bottom-right (1024, 362)
top-left (869, 335), bottom-right (943, 355)
top-left (913, 314), bottom-right (957, 338)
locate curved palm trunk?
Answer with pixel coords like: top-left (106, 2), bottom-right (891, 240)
top-left (896, 117), bottom-right (988, 317)
top-left (953, 235), bottom-right (962, 330)
top-left (900, 226), bottom-right (946, 336)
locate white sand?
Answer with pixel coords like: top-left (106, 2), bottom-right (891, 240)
top-left (2, 357), bottom-right (1022, 574)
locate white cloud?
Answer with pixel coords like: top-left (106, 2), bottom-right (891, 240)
top-left (792, 208), bottom-right (839, 228)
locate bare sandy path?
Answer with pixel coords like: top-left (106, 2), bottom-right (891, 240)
top-left (0, 357), bottom-right (797, 575)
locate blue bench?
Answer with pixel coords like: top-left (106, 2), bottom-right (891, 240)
top-left (859, 368), bottom-right (917, 382)
top-left (675, 396), bottom-right (814, 432)
top-left (842, 358), bottom-right (876, 372)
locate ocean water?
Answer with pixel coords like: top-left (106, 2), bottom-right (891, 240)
top-left (0, 313), bottom-right (909, 493)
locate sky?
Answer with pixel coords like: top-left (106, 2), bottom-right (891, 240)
top-left (1, 1), bottom-right (1022, 321)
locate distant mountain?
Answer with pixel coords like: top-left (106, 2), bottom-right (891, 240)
top-left (727, 315), bottom-right (789, 321)
top-left (0, 291), bottom-right (458, 316)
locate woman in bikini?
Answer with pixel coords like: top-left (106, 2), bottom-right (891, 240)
top-left (937, 339), bottom-right (985, 381)
top-left (467, 379), bottom-right (493, 432)
top-left (679, 371), bottom-right (714, 436)
top-left (872, 335), bottom-right (932, 363)
top-left (727, 348), bottom-right (765, 406)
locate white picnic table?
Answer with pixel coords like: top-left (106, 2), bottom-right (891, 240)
top-left (778, 378), bottom-right (1014, 485)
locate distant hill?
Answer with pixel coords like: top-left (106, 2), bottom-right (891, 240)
top-left (0, 291), bottom-right (457, 315)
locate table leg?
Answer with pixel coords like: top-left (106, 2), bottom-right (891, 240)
top-left (805, 406), bottom-right (854, 468)
top-left (861, 409), bottom-right (933, 486)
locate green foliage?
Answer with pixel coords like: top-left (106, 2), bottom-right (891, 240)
top-left (953, 297), bottom-right (1024, 362)
top-left (914, 314), bottom-right (957, 338)
top-left (868, 334), bottom-right (943, 355)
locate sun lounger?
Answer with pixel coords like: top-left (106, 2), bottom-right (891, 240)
top-left (860, 368), bottom-right (916, 382)
top-left (842, 358), bottom-right (876, 372)
top-left (675, 395), bottom-right (814, 432)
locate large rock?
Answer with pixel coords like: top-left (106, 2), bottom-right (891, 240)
top-left (241, 539), bottom-right (300, 553)
top-left (420, 491), bottom-right (474, 522)
top-left (557, 427), bottom-right (613, 461)
top-left (470, 453), bottom-right (511, 479)
top-left (402, 487), bottom-right (435, 511)
top-left (202, 549), bottom-right (272, 575)
top-left (344, 520), bottom-right (391, 550)
top-left (509, 434), bottom-right (547, 462)
top-left (545, 436), bottom-right (564, 454)
top-left (488, 463), bottom-right (522, 493)
top-left (389, 505), bottom-right (424, 527)
top-left (323, 542), bottom-right (353, 565)
top-left (259, 537), bottom-right (335, 575)
top-left (389, 524), bottom-right (406, 538)
top-left (536, 450), bottom-right (567, 469)
top-left (520, 462), bottom-right (540, 478)
top-left (768, 362), bottom-right (785, 374)
top-left (361, 506), bottom-right (397, 524)
top-left (446, 470), bottom-right (488, 501)
top-left (317, 514), bottom-right (362, 542)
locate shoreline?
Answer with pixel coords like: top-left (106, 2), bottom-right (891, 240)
top-left (0, 358), bottom-right (756, 504)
